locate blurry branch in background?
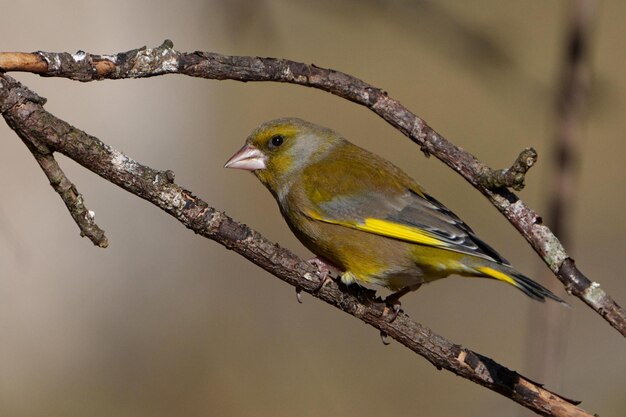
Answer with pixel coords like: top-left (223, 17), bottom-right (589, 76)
top-left (0, 73), bottom-right (594, 417)
top-left (550, 0), bottom-right (594, 264)
top-left (530, 0), bottom-right (596, 391)
top-left (1, 41), bottom-right (622, 336)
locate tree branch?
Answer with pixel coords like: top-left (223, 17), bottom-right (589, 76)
top-left (478, 147), bottom-right (537, 191)
top-left (0, 73), bottom-right (107, 246)
top-left (0, 73), bottom-right (593, 417)
top-left (23, 134), bottom-right (108, 247)
top-left (0, 41), bottom-right (623, 336)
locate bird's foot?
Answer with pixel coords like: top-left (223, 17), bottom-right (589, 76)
top-left (381, 284), bottom-right (421, 322)
top-left (313, 274), bottom-right (334, 292)
top-left (382, 301), bottom-right (402, 323)
top-left (307, 256), bottom-right (338, 291)
top-left (296, 257), bottom-right (337, 303)
top-left (307, 256), bottom-right (336, 276)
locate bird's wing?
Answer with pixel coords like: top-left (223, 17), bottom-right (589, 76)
top-left (307, 188), bottom-right (509, 264)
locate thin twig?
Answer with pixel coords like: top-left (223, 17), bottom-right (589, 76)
top-left (0, 73), bottom-right (593, 417)
top-left (27, 144), bottom-right (108, 247)
top-left (0, 41), bottom-right (623, 336)
top-left (0, 83), bottom-right (107, 247)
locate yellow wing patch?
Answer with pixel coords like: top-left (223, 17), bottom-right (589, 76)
top-left (475, 266), bottom-right (517, 286)
top-left (307, 211), bottom-right (448, 247)
top-left (360, 218), bottom-right (445, 246)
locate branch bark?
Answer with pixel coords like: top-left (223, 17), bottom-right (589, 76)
top-left (0, 41), bottom-right (623, 336)
top-left (0, 73), bottom-right (592, 417)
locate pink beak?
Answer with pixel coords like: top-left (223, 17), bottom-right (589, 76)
top-left (224, 144), bottom-right (267, 171)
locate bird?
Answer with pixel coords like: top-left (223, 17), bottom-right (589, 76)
top-left (224, 117), bottom-right (565, 315)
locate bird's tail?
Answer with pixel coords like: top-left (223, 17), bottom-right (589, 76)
top-left (475, 264), bottom-right (568, 305)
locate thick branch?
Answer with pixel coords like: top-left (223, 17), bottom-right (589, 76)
top-left (0, 42), bottom-right (623, 335)
top-left (0, 73), bottom-right (592, 417)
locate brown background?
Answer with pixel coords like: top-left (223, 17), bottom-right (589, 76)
top-left (1, 1), bottom-right (624, 416)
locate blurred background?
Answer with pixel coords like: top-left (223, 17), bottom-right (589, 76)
top-left (1, 1), bottom-right (624, 416)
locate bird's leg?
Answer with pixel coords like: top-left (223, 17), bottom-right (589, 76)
top-left (307, 256), bottom-right (337, 291)
top-left (383, 283), bottom-right (422, 322)
top-left (308, 256), bottom-right (336, 276)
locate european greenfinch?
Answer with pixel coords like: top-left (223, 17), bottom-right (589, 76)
top-left (225, 118), bottom-right (565, 311)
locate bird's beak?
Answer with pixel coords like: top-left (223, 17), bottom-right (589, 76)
top-left (224, 144), bottom-right (267, 171)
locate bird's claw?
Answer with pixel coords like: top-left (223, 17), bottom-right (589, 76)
top-left (307, 256), bottom-right (336, 293)
top-left (314, 274), bottom-right (333, 292)
top-left (307, 256), bottom-right (336, 277)
top-left (380, 330), bottom-right (391, 345)
top-left (382, 302), bottom-right (402, 323)
top-left (381, 284), bottom-right (418, 322)
top-left (295, 275), bottom-right (332, 304)
top-left (296, 258), bottom-right (335, 304)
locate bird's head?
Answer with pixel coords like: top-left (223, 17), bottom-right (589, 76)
top-left (225, 118), bottom-right (342, 195)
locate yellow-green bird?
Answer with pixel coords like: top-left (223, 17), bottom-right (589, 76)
top-left (225, 118), bottom-right (565, 312)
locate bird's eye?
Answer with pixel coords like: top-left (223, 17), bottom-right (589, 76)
top-left (270, 134), bottom-right (284, 147)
